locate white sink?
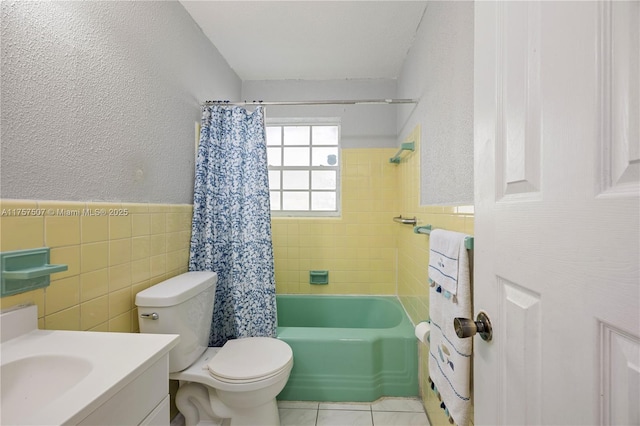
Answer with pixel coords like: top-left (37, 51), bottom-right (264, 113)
top-left (0, 305), bottom-right (179, 425)
top-left (1, 355), bottom-right (93, 421)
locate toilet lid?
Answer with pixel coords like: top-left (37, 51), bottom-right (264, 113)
top-left (207, 337), bottom-right (293, 381)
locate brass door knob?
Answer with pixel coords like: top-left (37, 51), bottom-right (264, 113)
top-left (453, 312), bottom-right (492, 341)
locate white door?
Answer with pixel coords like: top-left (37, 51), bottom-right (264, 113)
top-left (474, 1), bottom-right (640, 425)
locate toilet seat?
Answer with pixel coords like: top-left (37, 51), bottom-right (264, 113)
top-left (170, 347), bottom-right (292, 393)
top-left (207, 337), bottom-right (293, 384)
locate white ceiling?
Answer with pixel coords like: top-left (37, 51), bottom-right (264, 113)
top-left (180, 1), bottom-right (428, 81)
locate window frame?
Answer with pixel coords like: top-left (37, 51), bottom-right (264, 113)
top-left (266, 117), bottom-right (342, 218)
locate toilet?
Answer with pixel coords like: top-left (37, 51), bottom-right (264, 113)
top-left (135, 271), bottom-right (293, 426)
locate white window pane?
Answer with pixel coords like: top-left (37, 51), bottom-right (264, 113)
top-left (312, 147), bottom-right (338, 166)
top-left (283, 171), bottom-right (309, 190)
top-left (267, 148), bottom-right (281, 166)
top-left (270, 191), bottom-right (281, 210)
top-left (284, 126), bottom-right (310, 145)
top-left (268, 171), bottom-right (281, 190)
top-left (283, 192), bottom-right (309, 210)
top-left (284, 147), bottom-right (310, 166)
top-left (312, 126), bottom-right (338, 145)
top-left (267, 121), bottom-right (340, 215)
top-left (311, 171), bottom-right (336, 190)
top-left (266, 127), bottom-right (281, 146)
top-left (311, 192), bottom-right (336, 211)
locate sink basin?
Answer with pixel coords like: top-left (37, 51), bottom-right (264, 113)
top-left (1, 355), bottom-right (93, 422)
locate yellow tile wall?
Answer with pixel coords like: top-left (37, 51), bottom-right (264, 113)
top-left (271, 148), bottom-right (399, 295)
top-left (0, 199), bottom-right (192, 332)
top-left (394, 126), bottom-right (474, 426)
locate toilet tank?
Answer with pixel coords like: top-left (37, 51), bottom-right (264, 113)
top-left (135, 271), bottom-right (217, 373)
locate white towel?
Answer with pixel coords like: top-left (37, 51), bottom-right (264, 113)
top-left (428, 230), bottom-right (471, 426)
top-left (428, 229), bottom-right (464, 295)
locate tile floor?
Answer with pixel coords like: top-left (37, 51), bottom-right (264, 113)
top-left (278, 398), bottom-right (430, 426)
top-left (170, 397), bottom-right (430, 426)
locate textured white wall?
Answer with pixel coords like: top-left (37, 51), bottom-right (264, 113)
top-left (397, 1), bottom-right (474, 205)
top-left (1, 1), bottom-right (241, 204)
top-left (242, 79), bottom-right (398, 149)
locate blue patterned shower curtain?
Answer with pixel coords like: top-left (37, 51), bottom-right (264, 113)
top-left (189, 106), bottom-right (276, 347)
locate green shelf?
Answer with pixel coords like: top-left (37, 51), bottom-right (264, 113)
top-left (389, 142), bottom-right (415, 164)
top-left (1, 248), bottom-right (68, 297)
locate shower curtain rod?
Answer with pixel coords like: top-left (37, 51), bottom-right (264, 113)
top-left (202, 98), bottom-right (418, 107)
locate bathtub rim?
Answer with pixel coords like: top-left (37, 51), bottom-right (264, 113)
top-left (275, 294), bottom-right (416, 340)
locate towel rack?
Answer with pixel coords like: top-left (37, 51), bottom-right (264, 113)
top-left (414, 225), bottom-right (474, 250)
top-left (389, 142), bottom-right (415, 164)
top-left (393, 215), bottom-right (417, 225)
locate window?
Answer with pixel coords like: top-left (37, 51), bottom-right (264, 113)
top-left (266, 119), bottom-right (340, 216)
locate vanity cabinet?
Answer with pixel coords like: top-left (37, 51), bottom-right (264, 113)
top-left (78, 354), bottom-right (171, 425)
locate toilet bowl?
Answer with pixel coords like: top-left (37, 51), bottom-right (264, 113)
top-left (135, 272), bottom-right (293, 426)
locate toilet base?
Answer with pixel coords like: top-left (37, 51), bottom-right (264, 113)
top-left (175, 382), bottom-right (281, 426)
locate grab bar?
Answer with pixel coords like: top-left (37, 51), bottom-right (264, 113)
top-left (393, 215), bottom-right (417, 225)
top-left (389, 142), bottom-right (415, 164)
top-left (414, 225), bottom-right (474, 250)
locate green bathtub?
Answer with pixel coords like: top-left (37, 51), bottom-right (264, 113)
top-left (276, 295), bottom-right (418, 402)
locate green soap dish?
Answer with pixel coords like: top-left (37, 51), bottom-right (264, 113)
top-left (1, 248), bottom-right (68, 297)
top-left (309, 270), bottom-right (329, 285)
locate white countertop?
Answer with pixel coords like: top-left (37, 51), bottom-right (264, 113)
top-left (1, 306), bottom-right (179, 425)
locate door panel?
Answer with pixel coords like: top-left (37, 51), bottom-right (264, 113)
top-left (601, 323), bottom-right (640, 425)
top-left (598, 1), bottom-right (640, 195)
top-left (496, 1), bottom-right (542, 201)
top-left (500, 279), bottom-right (542, 425)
